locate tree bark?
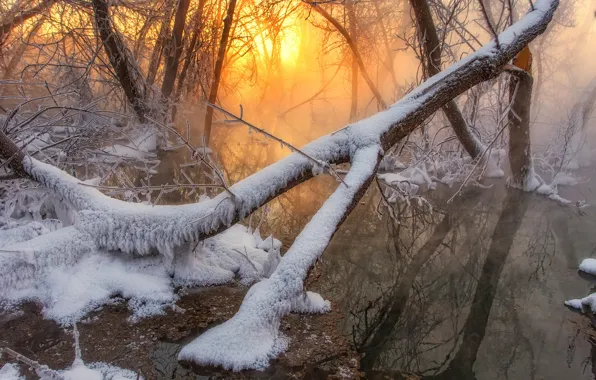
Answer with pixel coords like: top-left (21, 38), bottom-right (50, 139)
top-left (160, 0), bottom-right (191, 104)
top-left (92, 0), bottom-right (149, 122)
top-left (410, 0), bottom-right (484, 159)
top-left (172, 0), bottom-right (206, 121)
top-left (508, 70), bottom-right (533, 187)
top-left (203, 0), bottom-right (237, 145)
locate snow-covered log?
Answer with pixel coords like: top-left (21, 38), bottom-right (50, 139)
top-left (0, 0), bottom-right (559, 371)
top-left (177, 0), bottom-right (558, 370)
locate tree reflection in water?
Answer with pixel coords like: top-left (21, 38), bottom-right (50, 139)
top-left (314, 183), bottom-right (593, 379)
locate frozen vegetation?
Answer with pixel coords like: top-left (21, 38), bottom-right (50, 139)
top-left (0, 0), bottom-right (567, 374)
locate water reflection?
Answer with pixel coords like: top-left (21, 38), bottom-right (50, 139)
top-left (146, 134), bottom-right (596, 379)
top-left (315, 179), bottom-right (596, 379)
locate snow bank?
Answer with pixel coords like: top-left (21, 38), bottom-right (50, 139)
top-left (565, 259), bottom-right (596, 312)
top-left (1, 223), bottom-right (280, 325)
top-left (0, 364), bottom-right (22, 380)
top-left (579, 259), bottom-right (596, 276)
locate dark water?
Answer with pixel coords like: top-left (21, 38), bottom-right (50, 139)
top-left (310, 170), bottom-right (596, 379)
top-left (148, 144), bottom-right (596, 379)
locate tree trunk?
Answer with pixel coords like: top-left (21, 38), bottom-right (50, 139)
top-left (3, 18), bottom-right (43, 80)
top-left (172, 0), bottom-right (206, 121)
top-left (410, 0), bottom-right (484, 159)
top-left (347, 2), bottom-right (359, 121)
top-left (160, 0), bottom-right (191, 105)
top-left (308, 3), bottom-right (388, 109)
top-left (92, 0), bottom-right (149, 122)
top-left (203, 0), bottom-right (237, 145)
top-left (0, 0), bottom-right (52, 44)
top-left (508, 70), bottom-right (533, 187)
top-left (146, 0), bottom-right (175, 87)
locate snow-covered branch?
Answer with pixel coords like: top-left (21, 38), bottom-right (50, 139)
top-left (0, 0), bottom-right (559, 371)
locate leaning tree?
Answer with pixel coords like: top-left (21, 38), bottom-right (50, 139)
top-left (0, 0), bottom-right (559, 371)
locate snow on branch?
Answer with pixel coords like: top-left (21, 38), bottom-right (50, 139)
top-left (0, 0), bottom-right (558, 261)
top-left (176, 0), bottom-right (559, 370)
top-left (0, 0), bottom-right (559, 371)
top-left (178, 145), bottom-right (381, 370)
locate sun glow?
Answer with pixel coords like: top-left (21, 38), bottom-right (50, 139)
top-left (278, 22), bottom-right (301, 63)
top-left (248, 9), bottom-right (302, 67)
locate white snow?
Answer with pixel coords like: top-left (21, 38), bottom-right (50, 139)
top-left (579, 258), bottom-right (596, 275)
top-left (565, 294), bottom-right (596, 313)
top-left (1, 223), bottom-right (281, 325)
top-left (51, 362), bottom-right (140, 380)
top-left (0, 364), bottom-right (23, 380)
top-left (0, 220), bottom-right (61, 247)
top-left (565, 259), bottom-right (596, 312)
top-left (99, 128), bottom-right (158, 160)
top-left (178, 145), bottom-right (379, 371)
top-left (291, 291), bottom-right (331, 314)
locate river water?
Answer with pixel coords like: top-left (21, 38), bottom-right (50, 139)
top-left (307, 171), bottom-right (596, 379)
top-left (148, 127), bottom-right (596, 379)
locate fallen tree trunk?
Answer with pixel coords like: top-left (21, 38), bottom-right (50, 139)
top-left (0, 0), bottom-right (559, 370)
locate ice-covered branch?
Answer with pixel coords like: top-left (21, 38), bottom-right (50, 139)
top-left (0, 0), bottom-right (558, 260)
top-left (0, 0), bottom-right (559, 371)
top-left (178, 145), bottom-right (382, 370)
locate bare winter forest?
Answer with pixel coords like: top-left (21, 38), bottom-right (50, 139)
top-left (0, 0), bottom-right (596, 378)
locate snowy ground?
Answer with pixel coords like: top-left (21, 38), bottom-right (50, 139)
top-left (0, 286), bottom-right (360, 379)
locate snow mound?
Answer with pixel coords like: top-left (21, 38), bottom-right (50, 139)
top-left (579, 258), bottom-right (596, 275)
top-left (291, 291), bottom-right (331, 314)
top-left (54, 361), bottom-right (140, 380)
top-left (1, 222), bottom-right (281, 325)
top-left (178, 283), bottom-right (291, 371)
top-left (565, 294), bottom-right (596, 313)
top-left (565, 259), bottom-right (596, 312)
top-left (0, 364), bottom-right (22, 380)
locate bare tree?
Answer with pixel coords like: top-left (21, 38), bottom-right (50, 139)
top-left (203, 0), bottom-right (238, 145)
top-left (160, 0), bottom-right (191, 104)
top-left (305, 1), bottom-right (389, 109)
top-left (0, 0), bottom-right (560, 371)
top-left (409, 0), bottom-right (484, 159)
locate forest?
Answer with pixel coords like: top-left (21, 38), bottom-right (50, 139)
top-left (0, 0), bottom-right (596, 378)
